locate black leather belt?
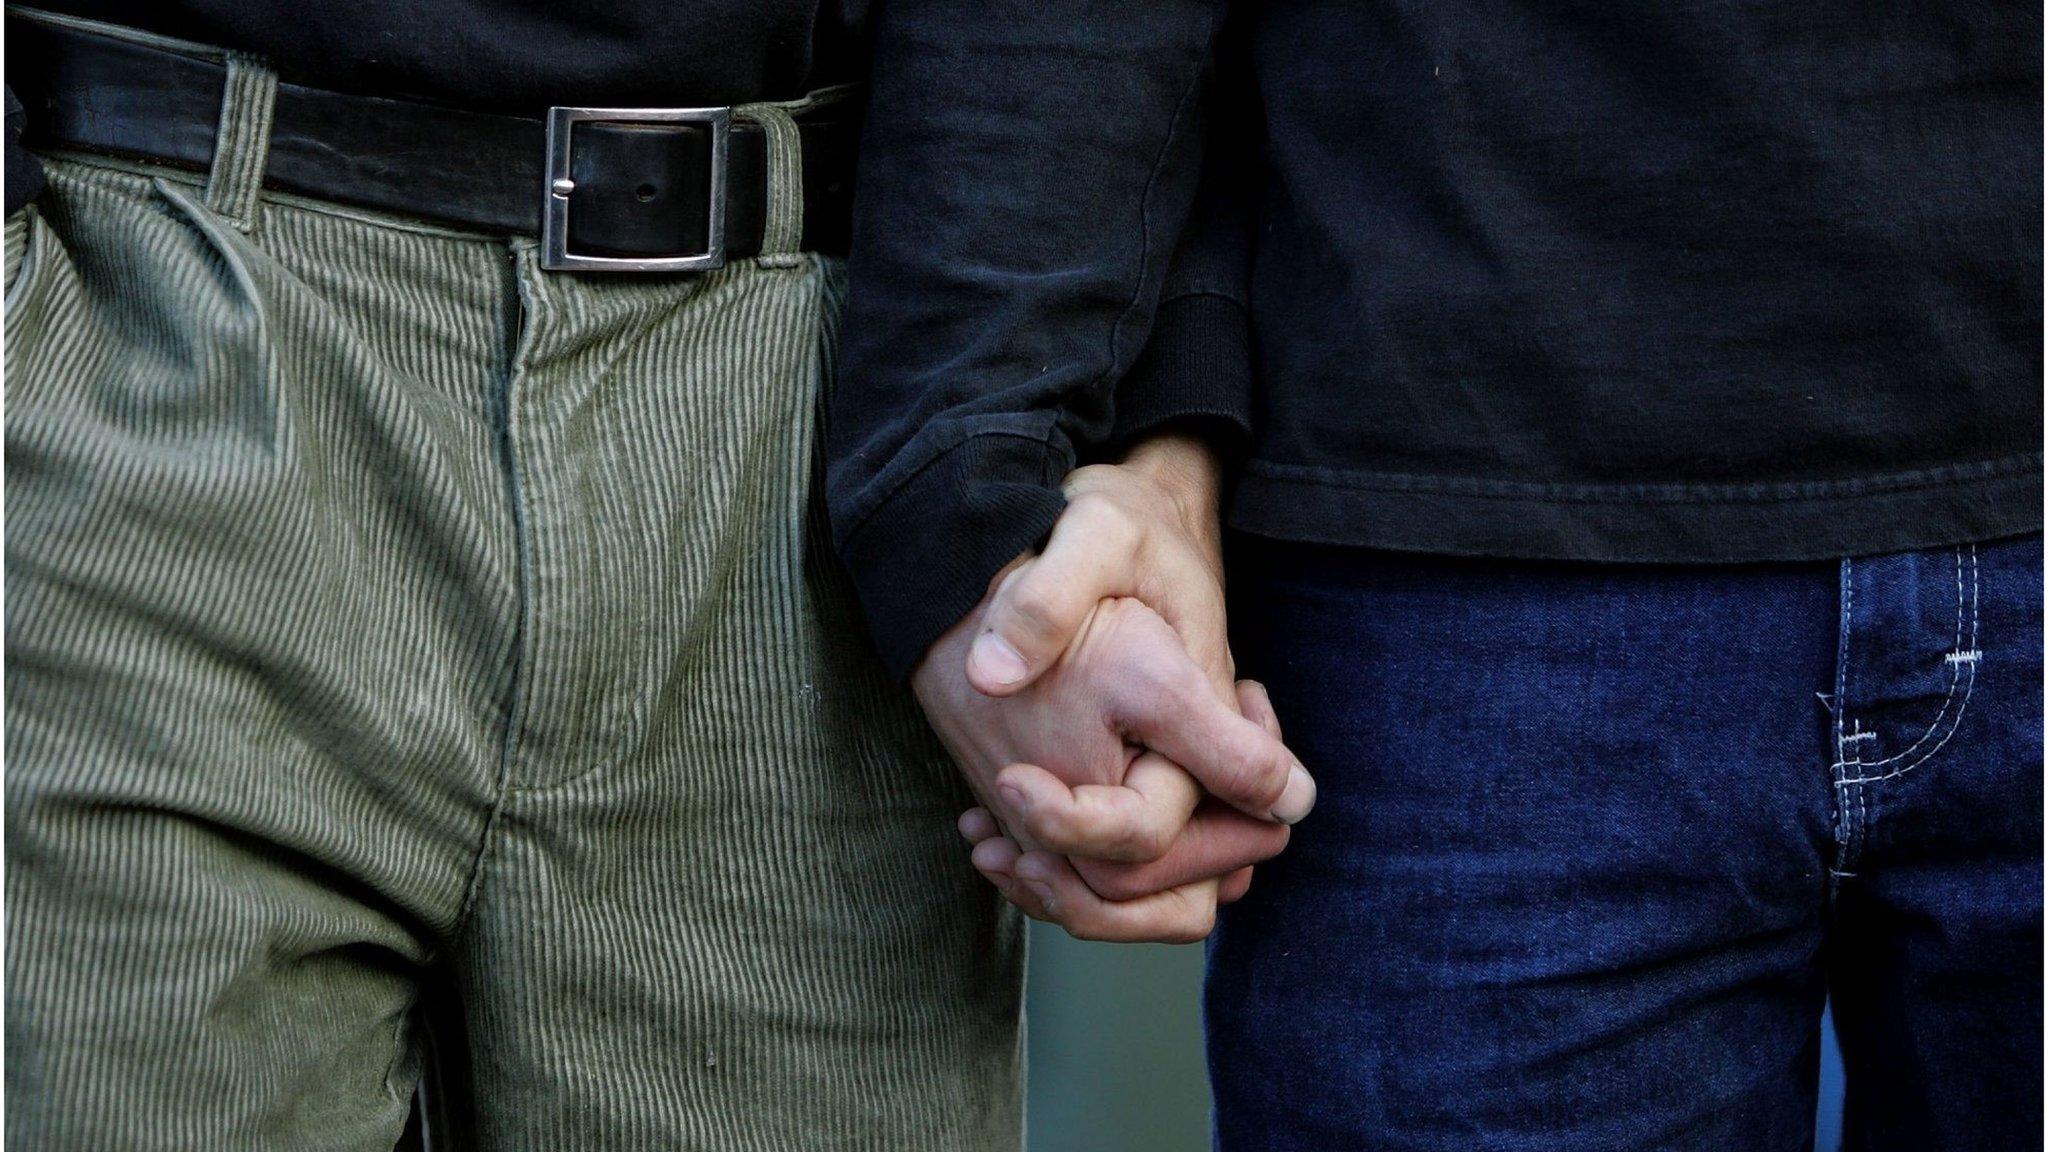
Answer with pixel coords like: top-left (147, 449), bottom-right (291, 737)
top-left (6, 15), bottom-right (858, 270)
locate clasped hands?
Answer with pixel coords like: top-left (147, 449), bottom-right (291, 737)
top-left (911, 433), bottom-right (1315, 942)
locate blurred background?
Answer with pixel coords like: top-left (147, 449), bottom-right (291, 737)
top-left (1025, 924), bottom-right (1848, 1151)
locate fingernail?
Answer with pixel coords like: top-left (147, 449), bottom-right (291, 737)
top-left (998, 783), bottom-right (1028, 814)
top-left (970, 631), bottom-right (1030, 686)
top-left (1273, 763), bottom-right (1317, 825)
top-left (1022, 880), bottom-right (1056, 914)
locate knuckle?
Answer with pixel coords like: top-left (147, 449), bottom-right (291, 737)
top-left (1071, 492), bottom-right (1143, 550)
top-left (1249, 824), bottom-right (1293, 863)
top-left (1165, 913), bottom-right (1216, 945)
top-left (1089, 869), bottom-right (1152, 903)
top-left (1165, 896), bottom-right (1219, 944)
top-left (1026, 806), bottom-right (1082, 852)
top-left (1068, 916), bottom-right (1113, 944)
top-left (1212, 740), bottom-right (1291, 808)
top-left (1250, 747), bottom-right (1296, 807)
top-left (1049, 806), bottom-right (1159, 863)
top-left (1124, 818), bottom-right (1175, 862)
top-left (1063, 463), bottom-right (1120, 492)
top-left (1065, 489), bottom-right (1112, 521)
top-left (1002, 578), bottom-right (1066, 635)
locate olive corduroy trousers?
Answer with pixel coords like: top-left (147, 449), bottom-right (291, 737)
top-left (4, 23), bottom-right (1022, 1151)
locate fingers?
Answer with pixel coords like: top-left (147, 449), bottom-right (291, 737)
top-left (1118, 658), bottom-right (1317, 826)
top-left (957, 807), bottom-right (1002, 844)
top-left (1219, 866), bottom-right (1254, 905)
top-left (987, 850), bottom-right (1222, 944)
top-left (968, 833), bottom-right (1032, 909)
top-left (966, 810), bottom-right (1261, 909)
top-left (1139, 545), bottom-right (1236, 695)
top-left (966, 497), bottom-right (1144, 697)
top-left (1236, 679), bottom-right (1284, 740)
top-left (959, 680), bottom-right (1300, 889)
top-left (1071, 801), bottom-right (1289, 901)
top-left (970, 828), bottom-right (1213, 942)
top-left (966, 793), bottom-right (1282, 904)
top-left (993, 754), bottom-right (1202, 862)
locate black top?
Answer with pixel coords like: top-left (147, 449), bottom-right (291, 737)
top-left (4, 1), bottom-right (866, 217)
top-left (1222, 1), bottom-right (2042, 568)
top-left (34, 1), bottom-right (865, 110)
top-left (828, 1), bottom-right (2043, 677)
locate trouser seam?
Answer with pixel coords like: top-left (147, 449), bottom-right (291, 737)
top-left (451, 243), bottom-right (541, 940)
top-left (1835, 545), bottom-right (1980, 787)
top-left (1828, 543), bottom-right (1983, 893)
top-left (1829, 556), bottom-right (1860, 889)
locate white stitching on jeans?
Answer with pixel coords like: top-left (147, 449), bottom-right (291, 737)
top-left (1849, 544), bottom-right (1965, 765)
top-left (1837, 544), bottom-right (1980, 785)
top-left (1836, 547), bottom-right (1956, 773)
top-left (1830, 558), bottom-right (1856, 867)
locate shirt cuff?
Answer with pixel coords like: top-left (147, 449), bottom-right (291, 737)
top-left (836, 431), bottom-right (1072, 681)
top-left (1109, 291), bottom-right (1254, 454)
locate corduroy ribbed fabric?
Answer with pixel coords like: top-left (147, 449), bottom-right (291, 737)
top-left (3, 37), bottom-right (1022, 1151)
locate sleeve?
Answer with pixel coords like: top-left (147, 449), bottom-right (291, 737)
top-left (6, 86), bottom-right (46, 217)
top-left (826, 0), bottom-right (1234, 679)
top-left (1106, 65), bottom-right (1256, 457)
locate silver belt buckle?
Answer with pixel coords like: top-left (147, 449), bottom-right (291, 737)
top-left (540, 105), bottom-right (732, 273)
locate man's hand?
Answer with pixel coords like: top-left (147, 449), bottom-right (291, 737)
top-left (966, 432), bottom-right (1241, 701)
top-left (913, 593), bottom-right (1297, 940)
top-left (913, 431), bottom-right (1315, 940)
top-left (917, 590), bottom-right (1301, 851)
top-left (964, 432), bottom-right (1314, 829)
top-left (956, 677), bottom-right (1292, 943)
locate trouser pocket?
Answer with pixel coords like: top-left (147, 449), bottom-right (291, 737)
top-left (4, 200), bottom-right (56, 314)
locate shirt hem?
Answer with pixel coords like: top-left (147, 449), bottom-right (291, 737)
top-left (1230, 456), bottom-right (2043, 563)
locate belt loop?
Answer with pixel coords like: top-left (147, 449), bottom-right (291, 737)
top-left (734, 102), bottom-right (804, 264)
top-left (205, 52), bottom-right (278, 232)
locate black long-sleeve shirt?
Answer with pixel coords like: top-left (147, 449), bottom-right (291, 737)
top-left (826, 1), bottom-right (1239, 676)
top-left (833, 1), bottom-right (2042, 676)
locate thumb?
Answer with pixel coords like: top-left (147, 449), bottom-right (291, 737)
top-left (966, 501), bottom-right (1145, 696)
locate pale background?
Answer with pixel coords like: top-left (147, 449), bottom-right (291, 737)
top-left (1025, 924), bottom-right (1849, 1151)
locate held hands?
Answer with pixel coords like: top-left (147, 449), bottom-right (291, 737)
top-left (910, 433), bottom-right (1315, 942)
top-left (953, 678), bottom-right (1293, 942)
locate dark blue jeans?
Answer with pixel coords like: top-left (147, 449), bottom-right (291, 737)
top-left (1210, 536), bottom-right (2042, 1151)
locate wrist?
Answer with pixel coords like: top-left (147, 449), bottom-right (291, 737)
top-left (1119, 430), bottom-right (1223, 536)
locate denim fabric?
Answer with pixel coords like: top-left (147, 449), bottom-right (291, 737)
top-left (1210, 536), bottom-right (2042, 1151)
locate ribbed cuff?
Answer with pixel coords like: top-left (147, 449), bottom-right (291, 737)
top-left (838, 432), bottom-right (1072, 681)
top-left (1110, 292), bottom-right (1254, 453)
